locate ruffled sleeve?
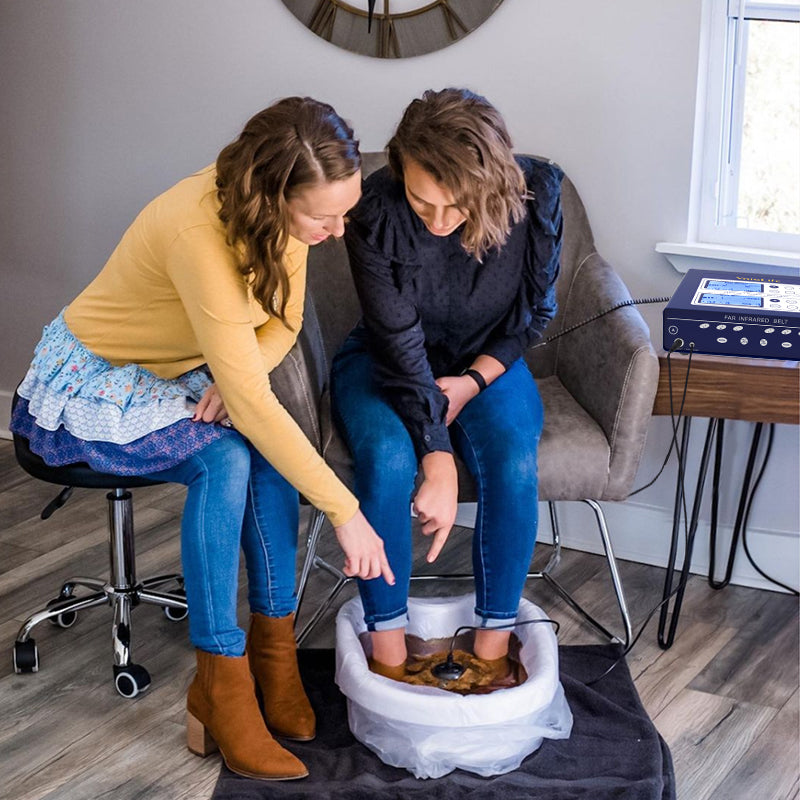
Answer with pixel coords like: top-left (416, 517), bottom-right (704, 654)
top-left (480, 157), bottom-right (564, 367)
top-left (344, 169), bottom-right (452, 458)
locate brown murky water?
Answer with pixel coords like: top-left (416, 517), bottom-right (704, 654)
top-left (359, 631), bottom-right (528, 695)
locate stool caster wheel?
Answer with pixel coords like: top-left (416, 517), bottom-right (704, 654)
top-left (47, 598), bottom-right (78, 628)
top-left (114, 664), bottom-right (151, 698)
top-left (13, 639), bottom-right (39, 673)
top-left (163, 589), bottom-right (188, 622)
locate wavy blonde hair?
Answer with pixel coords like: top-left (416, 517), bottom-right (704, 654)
top-left (387, 88), bottom-right (526, 261)
top-left (216, 97), bottom-right (361, 327)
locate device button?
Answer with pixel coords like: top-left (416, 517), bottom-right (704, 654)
top-left (668, 325), bottom-right (678, 335)
top-left (733, 325), bottom-right (743, 331)
top-left (760, 339), bottom-right (768, 346)
top-left (699, 323), bottom-right (710, 329)
top-left (782, 342), bottom-right (792, 349)
top-left (716, 324), bottom-right (727, 330)
top-left (740, 337), bottom-right (748, 345)
top-left (782, 329), bottom-right (792, 335)
top-left (765, 328), bottom-right (775, 334)
top-left (716, 337), bottom-right (728, 343)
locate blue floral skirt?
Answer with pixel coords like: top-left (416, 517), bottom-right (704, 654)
top-left (10, 311), bottom-right (234, 475)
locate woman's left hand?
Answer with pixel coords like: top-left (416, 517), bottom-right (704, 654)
top-left (435, 375), bottom-right (480, 425)
top-left (193, 383), bottom-right (230, 424)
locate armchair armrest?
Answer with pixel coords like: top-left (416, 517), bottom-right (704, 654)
top-left (269, 318), bottom-right (324, 455)
top-left (548, 254), bottom-right (659, 499)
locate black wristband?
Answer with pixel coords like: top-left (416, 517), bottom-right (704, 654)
top-left (462, 368), bottom-right (487, 393)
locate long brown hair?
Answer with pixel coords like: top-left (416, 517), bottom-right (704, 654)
top-left (216, 97), bottom-right (361, 326)
top-left (387, 88), bottom-right (526, 261)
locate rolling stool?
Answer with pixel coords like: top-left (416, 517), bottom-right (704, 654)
top-left (11, 406), bottom-right (189, 698)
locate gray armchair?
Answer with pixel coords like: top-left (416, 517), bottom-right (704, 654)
top-left (280, 153), bottom-right (659, 647)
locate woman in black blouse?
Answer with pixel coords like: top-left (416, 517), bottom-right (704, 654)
top-left (332, 88), bottom-right (563, 683)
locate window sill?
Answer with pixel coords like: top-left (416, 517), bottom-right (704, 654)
top-left (656, 242), bottom-right (800, 274)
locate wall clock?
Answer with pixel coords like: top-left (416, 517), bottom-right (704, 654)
top-left (280, 0), bottom-right (505, 59)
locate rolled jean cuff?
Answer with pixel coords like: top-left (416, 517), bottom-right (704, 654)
top-left (474, 610), bottom-right (518, 630)
top-left (365, 608), bottom-right (409, 632)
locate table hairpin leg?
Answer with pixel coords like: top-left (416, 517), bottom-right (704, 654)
top-left (658, 416), bottom-right (718, 650)
top-left (658, 417), bottom-right (770, 649)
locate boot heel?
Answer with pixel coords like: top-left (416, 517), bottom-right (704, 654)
top-left (187, 710), bottom-right (218, 757)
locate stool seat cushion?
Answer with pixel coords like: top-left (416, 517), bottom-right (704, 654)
top-left (13, 432), bottom-right (163, 489)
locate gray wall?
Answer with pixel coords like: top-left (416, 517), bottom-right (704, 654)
top-left (1, 0), bottom-right (797, 589)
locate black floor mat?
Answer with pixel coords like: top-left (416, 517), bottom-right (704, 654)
top-left (211, 645), bottom-right (675, 800)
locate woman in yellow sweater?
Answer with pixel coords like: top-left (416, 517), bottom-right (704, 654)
top-left (10, 97), bottom-right (394, 782)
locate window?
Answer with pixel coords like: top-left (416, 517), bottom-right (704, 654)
top-left (691, 0), bottom-right (799, 254)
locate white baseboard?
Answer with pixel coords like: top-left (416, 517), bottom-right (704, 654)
top-left (0, 390), bottom-right (12, 439)
top-left (455, 500), bottom-right (798, 594)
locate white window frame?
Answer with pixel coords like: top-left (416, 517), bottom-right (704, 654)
top-left (689, 0), bottom-right (800, 254)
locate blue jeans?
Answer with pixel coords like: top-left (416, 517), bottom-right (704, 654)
top-left (331, 344), bottom-right (544, 631)
top-left (146, 435), bottom-right (299, 656)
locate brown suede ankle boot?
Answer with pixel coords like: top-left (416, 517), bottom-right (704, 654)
top-left (247, 613), bottom-right (316, 741)
top-left (186, 650), bottom-right (308, 781)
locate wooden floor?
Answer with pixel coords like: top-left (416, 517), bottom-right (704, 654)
top-left (0, 439), bottom-right (797, 800)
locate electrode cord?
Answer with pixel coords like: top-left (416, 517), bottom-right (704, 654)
top-left (436, 297), bottom-right (793, 689)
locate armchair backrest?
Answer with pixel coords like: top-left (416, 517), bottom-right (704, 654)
top-left (296, 152), bottom-right (658, 501)
top-left (303, 152), bottom-right (602, 382)
top-left (527, 172), bottom-right (598, 379)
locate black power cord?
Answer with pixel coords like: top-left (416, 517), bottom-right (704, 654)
top-left (715, 423), bottom-right (798, 596)
top-left (532, 296), bottom-right (687, 502)
top-left (586, 340), bottom-right (797, 685)
top-left (533, 296), bottom-right (690, 501)
top-left (585, 340), bottom-right (696, 684)
top-left (433, 315), bottom-right (680, 685)
top-left (628, 340), bottom-right (693, 498)
top-left (435, 298), bottom-right (794, 686)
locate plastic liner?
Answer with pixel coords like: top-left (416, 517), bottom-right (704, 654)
top-left (335, 594), bottom-right (573, 779)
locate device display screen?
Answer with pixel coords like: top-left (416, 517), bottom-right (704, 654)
top-left (704, 279), bottom-right (763, 293)
top-left (697, 293), bottom-right (763, 307)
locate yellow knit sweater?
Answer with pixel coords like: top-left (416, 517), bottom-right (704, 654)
top-left (64, 165), bottom-right (357, 526)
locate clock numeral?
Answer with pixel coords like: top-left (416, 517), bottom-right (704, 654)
top-left (378, 16), bottom-right (401, 58)
top-left (310, 0), bottom-right (337, 41)
top-left (438, 0), bottom-right (468, 42)
top-left (286, 0), bottom-right (499, 59)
